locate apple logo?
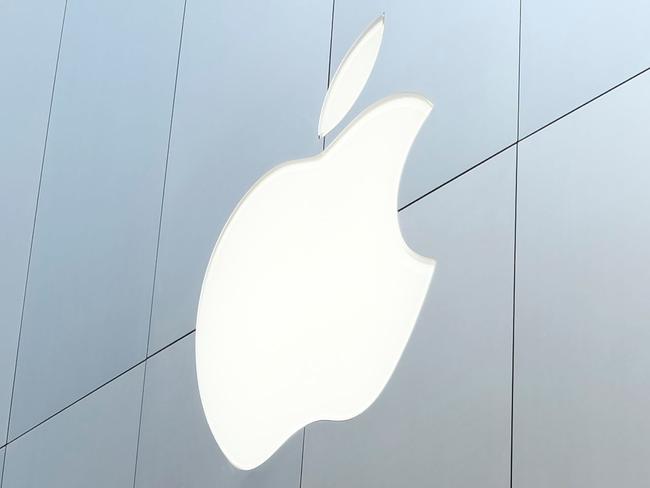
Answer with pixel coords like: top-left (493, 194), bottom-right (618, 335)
top-left (196, 15), bottom-right (435, 470)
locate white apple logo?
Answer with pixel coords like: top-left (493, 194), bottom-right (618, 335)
top-left (196, 15), bottom-right (435, 470)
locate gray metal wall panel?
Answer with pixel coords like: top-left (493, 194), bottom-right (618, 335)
top-left (514, 72), bottom-right (650, 487)
top-left (134, 334), bottom-right (302, 487)
top-left (147, 0), bottom-right (333, 352)
top-left (0, 0), bottom-right (66, 444)
top-left (302, 148), bottom-right (515, 487)
top-left (7, 0), bottom-right (185, 438)
top-left (2, 1), bottom-right (650, 486)
top-left (328, 0), bottom-right (519, 207)
top-left (2, 365), bottom-right (143, 488)
top-left (519, 0), bottom-right (650, 135)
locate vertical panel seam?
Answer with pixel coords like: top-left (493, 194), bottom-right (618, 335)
top-left (131, 1), bottom-right (189, 486)
top-left (300, 2), bottom-right (336, 486)
top-left (0, 0), bottom-right (69, 485)
top-left (510, 0), bottom-right (523, 487)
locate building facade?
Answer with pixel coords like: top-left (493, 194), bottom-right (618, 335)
top-left (1, 0), bottom-right (649, 486)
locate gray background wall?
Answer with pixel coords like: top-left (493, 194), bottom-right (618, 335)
top-left (1, 0), bottom-right (649, 486)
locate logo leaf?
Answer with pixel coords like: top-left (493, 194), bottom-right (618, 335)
top-left (318, 15), bottom-right (385, 138)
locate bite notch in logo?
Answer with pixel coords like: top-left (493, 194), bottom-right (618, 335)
top-left (196, 15), bottom-right (435, 470)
